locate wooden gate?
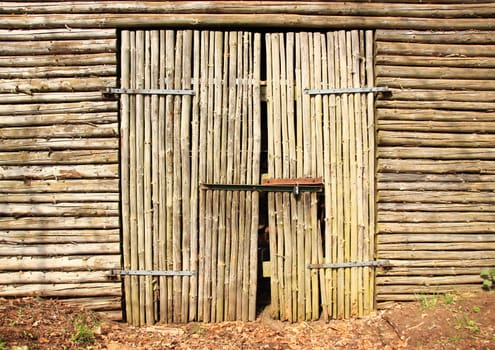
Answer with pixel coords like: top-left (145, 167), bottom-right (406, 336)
top-left (265, 31), bottom-right (376, 321)
top-left (120, 30), bottom-right (261, 325)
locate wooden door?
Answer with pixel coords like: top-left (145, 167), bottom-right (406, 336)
top-left (265, 30), bottom-right (376, 321)
top-left (120, 30), bottom-right (261, 325)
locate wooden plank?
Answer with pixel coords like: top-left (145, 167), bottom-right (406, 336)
top-left (0, 91), bottom-right (109, 104)
top-left (0, 28), bottom-right (115, 40)
top-left (0, 39), bottom-right (115, 55)
top-left (377, 181), bottom-right (495, 191)
top-left (378, 250), bottom-right (495, 259)
top-left (0, 271), bottom-right (116, 284)
top-left (376, 29), bottom-right (495, 44)
top-left (0, 101), bottom-right (117, 116)
top-left (0, 112), bottom-right (116, 127)
top-left (0, 242), bottom-right (119, 256)
top-left (0, 53), bottom-right (115, 67)
top-left (0, 179), bottom-right (118, 193)
top-left (0, 138), bottom-right (118, 151)
top-left (379, 190), bottom-right (495, 204)
top-left (0, 255), bottom-right (123, 271)
top-left (377, 275), bottom-right (483, 285)
top-left (3, 2), bottom-right (495, 18)
top-left (0, 65), bottom-right (115, 79)
top-left (2, 13), bottom-right (495, 31)
top-left (378, 222), bottom-right (495, 234)
top-left (0, 77), bottom-right (115, 93)
top-left (0, 229), bottom-right (120, 243)
top-left (376, 41), bottom-right (495, 57)
top-left (0, 202), bottom-right (119, 217)
top-left (378, 121), bottom-right (495, 133)
top-left (377, 100), bottom-right (495, 111)
top-left (0, 150), bottom-right (117, 165)
top-left (380, 242), bottom-right (495, 251)
top-left (376, 65), bottom-right (495, 79)
top-left (379, 89), bottom-right (495, 103)
top-left (376, 77), bottom-right (495, 91)
top-left (378, 173), bottom-right (495, 183)
top-left (379, 159), bottom-right (495, 174)
top-left (379, 147), bottom-right (495, 160)
top-left (378, 202), bottom-right (495, 212)
top-left (0, 216), bottom-right (119, 229)
top-left (0, 283), bottom-right (121, 297)
top-left (379, 259), bottom-right (495, 268)
top-left (377, 108), bottom-right (495, 122)
top-left (378, 233), bottom-right (495, 244)
top-left (0, 123), bottom-right (118, 138)
top-left (0, 164), bottom-right (118, 180)
top-left (0, 193), bottom-right (119, 203)
top-left (378, 266), bottom-right (495, 276)
top-left (379, 131), bottom-right (495, 147)
top-left (376, 55), bottom-right (495, 68)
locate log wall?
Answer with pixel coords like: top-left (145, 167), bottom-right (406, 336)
top-left (1, 1), bottom-right (495, 321)
top-left (375, 29), bottom-right (495, 303)
top-left (0, 28), bottom-right (121, 319)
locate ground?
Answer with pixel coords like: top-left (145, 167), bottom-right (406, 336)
top-left (1, 291), bottom-right (494, 350)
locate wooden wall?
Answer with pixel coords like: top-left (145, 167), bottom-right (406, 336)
top-left (375, 30), bottom-right (495, 303)
top-left (0, 28), bottom-right (121, 319)
top-left (0, 1), bottom-right (495, 320)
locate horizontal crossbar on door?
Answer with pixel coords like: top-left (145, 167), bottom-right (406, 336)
top-left (200, 183), bottom-right (323, 193)
top-left (308, 260), bottom-right (390, 269)
top-left (114, 270), bottom-right (196, 276)
top-left (304, 86), bottom-right (390, 95)
top-left (104, 87), bottom-right (195, 96)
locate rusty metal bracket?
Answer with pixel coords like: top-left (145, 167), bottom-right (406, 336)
top-left (114, 270), bottom-right (195, 276)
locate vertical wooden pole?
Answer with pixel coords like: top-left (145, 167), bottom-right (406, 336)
top-left (158, 30), bottom-right (168, 323)
top-left (365, 30), bottom-right (376, 315)
top-left (189, 30), bottom-right (201, 321)
top-left (120, 29), bottom-right (132, 324)
top-left (143, 30), bottom-right (154, 325)
top-left (164, 29), bottom-right (175, 323)
top-left (172, 30), bottom-right (184, 323)
top-left (198, 30), bottom-right (209, 322)
top-left (181, 30), bottom-right (193, 323)
top-left (265, 33), bottom-right (280, 320)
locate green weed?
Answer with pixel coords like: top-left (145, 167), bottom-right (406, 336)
top-left (0, 335), bottom-right (6, 350)
top-left (480, 268), bottom-right (495, 290)
top-left (70, 313), bottom-right (99, 346)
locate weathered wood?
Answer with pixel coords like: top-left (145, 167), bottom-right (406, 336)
top-left (377, 108), bottom-right (495, 122)
top-left (378, 233), bottom-right (495, 244)
top-left (0, 216), bottom-right (119, 230)
top-left (0, 202), bottom-right (118, 217)
top-left (0, 271), bottom-right (116, 284)
top-left (378, 259), bottom-right (495, 268)
top-left (0, 283), bottom-right (121, 297)
top-left (376, 55), bottom-right (495, 68)
top-left (379, 190), bottom-right (495, 204)
top-left (0, 242), bottom-right (119, 256)
top-left (379, 147), bottom-right (495, 160)
top-left (377, 77), bottom-right (495, 90)
top-left (0, 65), bottom-right (115, 79)
top-left (0, 28), bottom-right (115, 40)
top-left (377, 100), bottom-right (495, 111)
top-left (0, 138), bottom-right (118, 151)
top-left (0, 112), bottom-right (117, 127)
top-left (379, 159), bottom-right (495, 174)
top-left (0, 53), bottom-right (116, 67)
top-left (0, 76), bottom-right (115, 93)
top-left (377, 275), bottom-right (483, 285)
top-left (379, 131), bottom-right (495, 147)
top-left (380, 89), bottom-right (495, 103)
top-left (0, 164), bottom-right (118, 179)
top-left (0, 229), bottom-right (120, 243)
top-left (3, 2), bottom-right (495, 18)
top-left (0, 123), bottom-right (118, 138)
top-left (0, 39), bottom-right (115, 55)
top-left (376, 41), bottom-right (495, 57)
top-left (0, 150), bottom-right (117, 165)
top-left (378, 222), bottom-right (495, 234)
top-left (0, 179), bottom-right (118, 193)
top-left (380, 242), bottom-right (495, 251)
top-left (61, 297), bottom-right (121, 311)
top-left (376, 29), bottom-right (495, 44)
top-left (379, 120), bottom-right (495, 133)
top-left (378, 266), bottom-right (494, 276)
top-left (0, 193), bottom-right (119, 203)
top-left (378, 173), bottom-right (495, 183)
top-left (0, 91), bottom-right (108, 104)
top-left (0, 101), bottom-right (117, 116)
top-left (377, 65), bottom-right (495, 80)
top-left (379, 250), bottom-right (495, 259)
top-left (378, 181), bottom-right (495, 191)
top-left (2, 13), bottom-right (495, 31)
top-left (378, 202), bottom-right (495, 212)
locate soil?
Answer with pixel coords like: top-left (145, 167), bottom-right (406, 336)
top-left (0, 291), bottom-right (494, 350)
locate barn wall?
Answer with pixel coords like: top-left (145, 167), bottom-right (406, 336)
top-left (0, 1), bottom-right (494, 319)
top-left (375, 29), bottom-right (495, 302)
top-left (0, 28), bottom-right (121, 319)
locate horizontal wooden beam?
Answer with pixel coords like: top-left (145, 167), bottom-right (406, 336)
top-left (1, 13), bottom-right (495, 30)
